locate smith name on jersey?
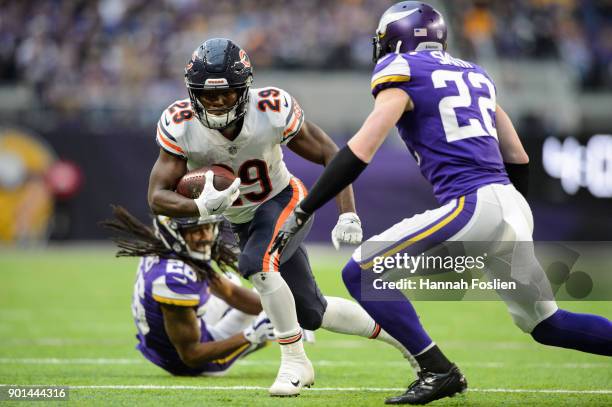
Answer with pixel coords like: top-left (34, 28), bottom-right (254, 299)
top-left (371, 50), bottom-right (510, 204)
top-left (156, 87), bottom-right (304, 224)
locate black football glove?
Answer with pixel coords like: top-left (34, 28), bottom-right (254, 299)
top-left (269, 205), bottom-right (312, 256)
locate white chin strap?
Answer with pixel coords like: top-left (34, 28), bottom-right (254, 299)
top-left (188, 246), bottom-right (211, 261)
top-left (203, 106), bottom-right (239, 129)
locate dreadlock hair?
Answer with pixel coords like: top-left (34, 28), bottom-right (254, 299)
top-left (100, 205), bottom-right (238, 282)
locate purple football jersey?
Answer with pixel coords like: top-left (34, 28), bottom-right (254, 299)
top-left (132, 256), bottom-right (213, 375)
top-left (371, 50), bottom-right (510, 203)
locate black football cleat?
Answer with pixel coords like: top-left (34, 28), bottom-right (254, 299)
top-left (385, 365), bottom-right (467, 405)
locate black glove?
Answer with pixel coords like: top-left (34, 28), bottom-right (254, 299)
top-left (269, 205), bottom-right (312, 256)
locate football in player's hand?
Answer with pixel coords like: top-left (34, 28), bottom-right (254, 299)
top-left (175, 165), bottom-right (236, 199)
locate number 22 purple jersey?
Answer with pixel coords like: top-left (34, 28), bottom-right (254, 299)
top-left (371, 50), bottom-right (510, 204)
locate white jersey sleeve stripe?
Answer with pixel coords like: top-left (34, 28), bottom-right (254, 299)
top-left (156, 128), bottom-right (185, 158)
top-left (281, 114), bottom-right (304, 144)
top-left (158, 120), bottom-right (178, 142)
top-left (284, 96), bottom-right (296, 126)
top-left (280, 95), bottom-right (304, 144)
top-left (283, 111), bottom-right (303, 137)
top-left (152, 294), bottom-right (199, 306)
top-left (371, 54), bottom-right (411, 89)
top-left (151, 275), bottom-right (199, 306)
top-left (371, 74), bottom-right (411, 89)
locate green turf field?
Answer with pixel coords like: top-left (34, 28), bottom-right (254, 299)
top-left (1, 246), bottom-right (610, 406)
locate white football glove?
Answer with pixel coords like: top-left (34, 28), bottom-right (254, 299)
top-left (331, 212), bottom-right (363, 250)
top-left (243, 312), bottom-right (276, 345)
top-left (194, 170), bottom-right (241, 217)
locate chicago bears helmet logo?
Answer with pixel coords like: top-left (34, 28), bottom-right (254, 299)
top-left (239, 49), bottom-right (251, 68)
top-left (186, 50), bottom-right (199, 71)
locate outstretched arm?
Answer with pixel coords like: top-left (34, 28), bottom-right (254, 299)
top-left (161, 304), bottom-right (249, 368)
top-left (300, 87), bottom-right (409, 214)
top-left (287, 120), bottom-right (362, 247)
top-left (209, 275), bottom-right (262, 315)
top-left (497, 105), bottom-right (528, 164)
top-left (496, 105), bottom-right (529, 195)
top-left (270, 88), bottom-right (410, 255)
top-left (287, 120), bottom-right (356, 214)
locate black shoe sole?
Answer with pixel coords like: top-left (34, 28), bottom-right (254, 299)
top-left (385, 377), bottom-right (468, 404)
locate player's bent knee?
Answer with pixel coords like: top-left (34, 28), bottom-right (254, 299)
top-left (341, 259), bottom-right (361, 296)
top-left (506, 301), bottom-right (559, 334)
top-left (238, 253), bottom-right (261, 279)
top-left (341, 260), bottom-right (360, 284)
top-left (249, 271), bottom-right (284, 294)
top-left (296, 307), bottom-right (324, 331)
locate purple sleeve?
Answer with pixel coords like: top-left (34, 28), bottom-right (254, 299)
top-left (151, 260), bottom-right (204, 307)
top-left (371, 53), bottom-right (412, 99)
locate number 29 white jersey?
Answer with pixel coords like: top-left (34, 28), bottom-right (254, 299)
top-left (155, 87), bottom-right (305, 224)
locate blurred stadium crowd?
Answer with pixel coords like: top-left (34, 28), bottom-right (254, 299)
top-left (0, 0), bottom-right (611, 114)
top-left (1, 0), bottom-right (611, 244)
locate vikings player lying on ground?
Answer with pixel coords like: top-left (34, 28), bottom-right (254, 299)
top-left (103, 206), bottom-right (417, 380)
top-left (147, 38), bottom-right (417, 396)
top-left (103, 207), bottom-right (275, 376)
top-left (272, 1), bottom-right (612, 405)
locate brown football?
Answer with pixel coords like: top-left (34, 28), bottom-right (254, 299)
top-left (175, 165), bottom-right (237, 199)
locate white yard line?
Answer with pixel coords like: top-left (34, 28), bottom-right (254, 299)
top-left (0, 384), bottom-right (610, 394)
top-left (0, 358), bottom-right (144, 365)
top-left (2, 338), bottom-right (131, 346)
top-left (0, 336), bottom-right (539, 349)
top-left (0, 358), bottom-right (610, 370)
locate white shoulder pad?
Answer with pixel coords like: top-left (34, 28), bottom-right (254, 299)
top-left (151, 274), bottom-right (200, 307)
top-left (156, 99), bottom-right (193, 159)
top-left (252, 87), bottom-right (305, 145)
top-left (371, 53), bottom-right (411, 91)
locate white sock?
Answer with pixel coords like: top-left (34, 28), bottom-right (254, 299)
top-left (207, 308), bottom-right (255, 341)
top-left (321, 296), bottom-right (418, 370)
top-left (376, 329), bottom-right (420, 371)
top-left (250, 272), bottom-right (304, 350)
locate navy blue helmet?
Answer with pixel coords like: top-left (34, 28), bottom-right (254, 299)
top-left (373, 1), bottom-right (447, 62)
top-left (185, 38), bottom-right (253, 129)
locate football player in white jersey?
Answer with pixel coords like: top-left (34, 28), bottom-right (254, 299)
top-left (147, 38), bottom-right (416, 396)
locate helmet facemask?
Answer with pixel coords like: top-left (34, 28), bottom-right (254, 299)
top-left (184, 38), bottom-right (254, 129)
top-left (187, 78), bottom-right (252, 130)
top-left (154, 215), bottom-right (222, 262)
top-left (181, 223), bottom-right (219, 261)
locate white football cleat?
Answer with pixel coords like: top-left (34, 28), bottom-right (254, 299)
top-left (268, 343), bottom-right (315, 397)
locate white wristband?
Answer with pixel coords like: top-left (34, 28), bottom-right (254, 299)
top-left (339, 212), bottom-right (360, 223)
